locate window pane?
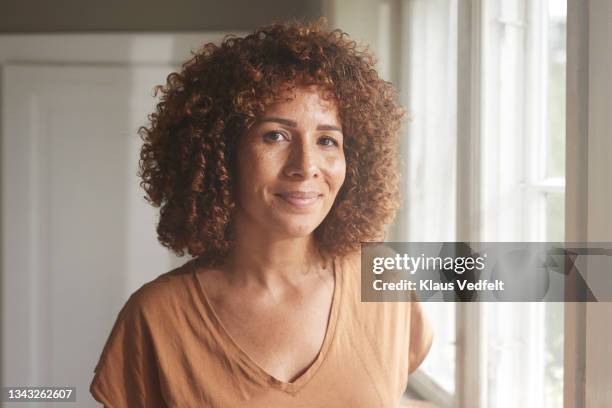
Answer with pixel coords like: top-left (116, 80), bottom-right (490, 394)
top-left (546, 0), bottom-right (566, 179)
top-left (420, 303), bottom-right (456, 394)
top-left (483, 303), bottom-right (546, 406)
top-left (480, 0), bottom-right (566, 407)
top-left (398, 0), bottom-right (459, 400)
top-left (483, 301), bottom-right (564, 408)
top-left (544, 302), bottom-right (564, 407)
top-left (546, 192), bottom-right (565, 241)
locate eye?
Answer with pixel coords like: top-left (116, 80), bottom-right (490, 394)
top-left (263, 131), bottom-right (289, 143)
top-left (318, 136), bottom-right (339, 147)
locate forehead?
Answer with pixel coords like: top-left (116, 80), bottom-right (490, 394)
top-left (263, 85), bottom-right (340, 121)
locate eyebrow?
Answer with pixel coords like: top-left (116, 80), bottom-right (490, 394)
top-left (260, 117), bottom-right (343, 132)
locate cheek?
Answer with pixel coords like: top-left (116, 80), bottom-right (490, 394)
top-left (326, 155), bottom-right (347, 192)
top-left (238, 148), bottom-right (280, 191)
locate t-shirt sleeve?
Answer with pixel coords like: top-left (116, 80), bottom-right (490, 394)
top-left (407, 292), bottom-right (434, 374)
top-left (90, 291), bottom-right (167, 408)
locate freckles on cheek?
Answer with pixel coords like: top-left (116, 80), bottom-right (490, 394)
top-left (328, 156), bottom-right (347, 184)
top-left (239, 144), bottom-right (263, 172)
top-left (250, 153), bottom-right (271, 179)
top-left (240, 149), bottom-right (278, 194)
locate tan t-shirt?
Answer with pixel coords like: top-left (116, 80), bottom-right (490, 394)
top-left (90, 251), bottom-right (433, 407)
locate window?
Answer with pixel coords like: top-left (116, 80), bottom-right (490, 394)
top-left (323, 0), bottom-right (612, 405)
top-left (398, 0), bottom-right (566, 406)
top-left (479, 1), bottom-right (565, 407)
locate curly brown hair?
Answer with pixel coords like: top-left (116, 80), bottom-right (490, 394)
top-left (138, 18), bottom-right (403, 265)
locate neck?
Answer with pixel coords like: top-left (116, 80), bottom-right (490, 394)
top-left (223, 215), bottom-right (329, 289)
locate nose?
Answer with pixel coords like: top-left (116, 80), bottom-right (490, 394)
top-left (283, 138), bottom-right (320, 179)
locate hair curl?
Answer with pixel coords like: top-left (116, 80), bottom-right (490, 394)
top-left (138, 18), bottom-right (404, 265)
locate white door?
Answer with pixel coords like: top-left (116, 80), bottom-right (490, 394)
top-left (1, 34), bottom-right (225, 407)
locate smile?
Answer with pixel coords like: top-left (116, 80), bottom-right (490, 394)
top-left (274, 192), bottom-right (323, 208)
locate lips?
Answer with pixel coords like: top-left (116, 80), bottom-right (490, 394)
top-left (274, 191), bottom-right (322, 208)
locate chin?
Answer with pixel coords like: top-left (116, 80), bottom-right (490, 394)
top-left (279, 223), bottom-right (317, 238)
top-left (272, 216), bottom-right (322, 238)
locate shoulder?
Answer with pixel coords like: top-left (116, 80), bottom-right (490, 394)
top-left (337, 245), bottom-right (399, 289)
top-left (335, 250), bottom-right (360, 295)
top-left (336, 248), bottom-right (433, 373)
top-left (338, 246), bottom-right (432, 336)
top-left (90, 262), bottom-right (197, 407)
top-left (119, 258), bottom-right (197, 324)
top-left (339, 244), bottom-right (399, 268)
top-left (338, 250), bottom-right (360, 273)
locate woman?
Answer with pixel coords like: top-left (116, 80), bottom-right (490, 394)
top-left (90, 19), bottom-right (433, 407)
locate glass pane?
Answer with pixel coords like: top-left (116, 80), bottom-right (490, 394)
top-left (483, 303), bottom-right (542, 407)
top-left (546, 192), bottom-right (565, 241)
top-left (420, 303), bottom-right (456, 393)
top-left (480, 0), bottom-right (566, 407)
top-left (544, 302), bottom-right (564, 407)
top-left (544, 6), bottom-right (566, 350)
top-left (483, 302), bottom-right (563, 408)
top-left (546, 0), bottom-right (567, 178)
top-left (399, 0), bottom-right (459, 399)
top-left (543, 6), bottom-right (566, 405)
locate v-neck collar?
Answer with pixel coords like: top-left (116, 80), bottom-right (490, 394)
top-left (191, 256), bottom-right (342, 395)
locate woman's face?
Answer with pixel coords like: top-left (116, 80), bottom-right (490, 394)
top-left (235, 85), bottom-right (346, 239)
